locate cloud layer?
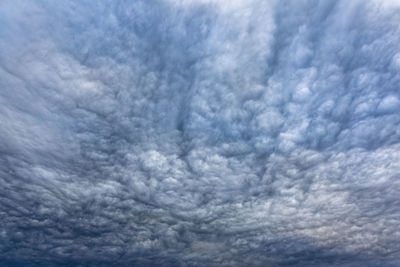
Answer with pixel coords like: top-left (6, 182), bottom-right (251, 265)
top-left (1, 0), bottom-right (400, 266)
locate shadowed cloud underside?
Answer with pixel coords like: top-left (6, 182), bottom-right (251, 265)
top-left (1, 0), bottom-right (400, 266)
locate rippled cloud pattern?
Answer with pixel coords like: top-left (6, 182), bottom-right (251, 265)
top-left (1, 0), bottom-right (400, 266)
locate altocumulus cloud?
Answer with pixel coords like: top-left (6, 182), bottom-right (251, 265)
top-left (1, 0), bottom-right (400, 266)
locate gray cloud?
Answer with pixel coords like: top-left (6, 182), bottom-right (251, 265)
top-left (1, 0), bottom-right (400, 266)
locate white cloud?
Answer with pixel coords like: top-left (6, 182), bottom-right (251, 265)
top-left (1, 0), bottom-right (400, 266)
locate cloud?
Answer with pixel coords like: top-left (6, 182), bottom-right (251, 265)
top-left (1, 0), bottom-right (400, 266)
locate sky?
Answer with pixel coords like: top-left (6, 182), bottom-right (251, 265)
top-left (1, 0), bottom-right (400, 266)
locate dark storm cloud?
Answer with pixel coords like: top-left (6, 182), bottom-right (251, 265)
top-left (1, 0), bottom-right (400, 266)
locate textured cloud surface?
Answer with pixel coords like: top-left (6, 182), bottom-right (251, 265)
top-left (1, 0), bottom-right (400, 266)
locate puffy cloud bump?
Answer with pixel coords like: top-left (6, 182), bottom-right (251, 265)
top-left (1, 0), bottom-right (400, 266)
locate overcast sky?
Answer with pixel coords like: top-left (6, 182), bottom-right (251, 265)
top-left (1, 0), bottom-right (400, 266)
